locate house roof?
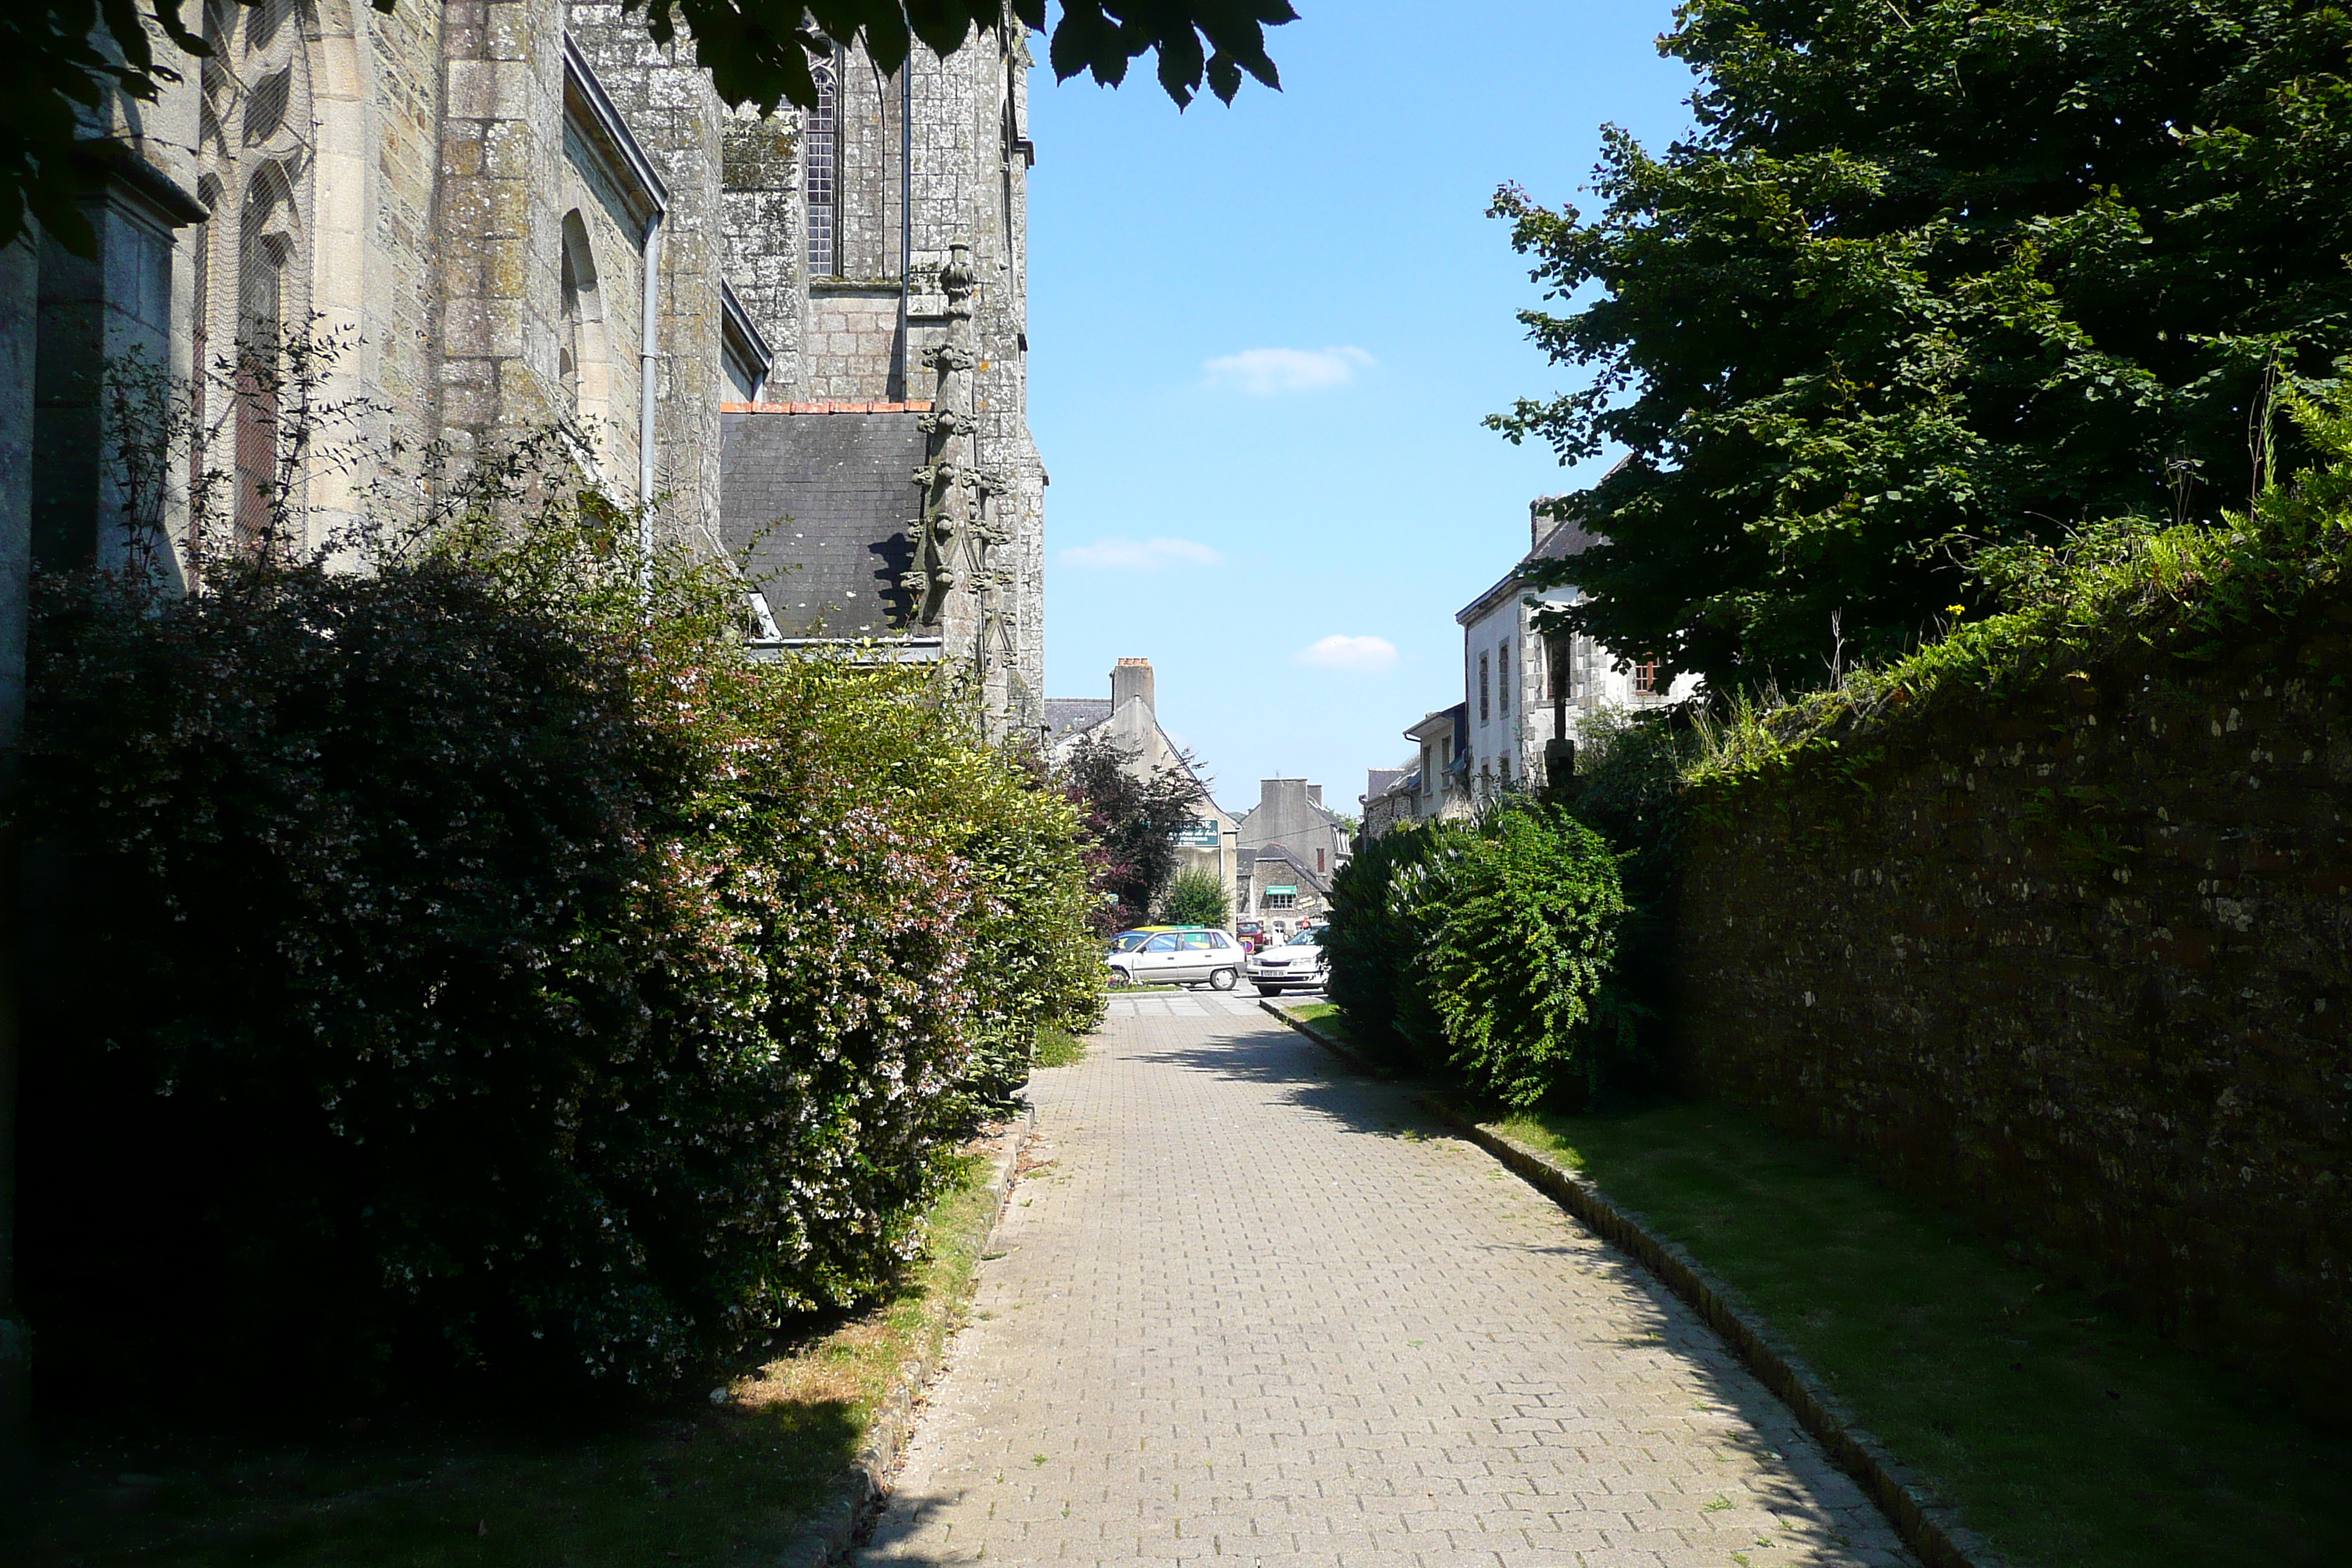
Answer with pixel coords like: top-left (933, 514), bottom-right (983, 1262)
top-left (1042, 696), bottom-right (1232, 826)
top-left (1455, 504), bottom-right (1609, 627)
top-left (1405, 703), bottom-right (1466, 743)
top-left (1043, 697), bottom-right (1113, 741)
top-left (1245, 843), bottom-right (1333, 897)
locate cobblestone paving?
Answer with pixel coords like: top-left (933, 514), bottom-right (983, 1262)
top-left (865, 1006), bottom-right (1912, 1568)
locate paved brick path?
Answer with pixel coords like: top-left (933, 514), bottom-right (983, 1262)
top-left (865, 1006), bottom-right (1912, 1568)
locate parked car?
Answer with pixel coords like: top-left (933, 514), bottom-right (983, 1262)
top-left (1107, 927), bottom-right (1245, 990)
top-left (1235, 920), bottom-right (1267, 954)
top-left (1245, 929), bottom-right (1328, 995)
top-left (1107, 925), bottom-right (1178, 955)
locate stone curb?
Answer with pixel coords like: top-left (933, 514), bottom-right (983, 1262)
top-left (1255, 997), bottom-right (1395, 1078)
top-left (1256, 998), bottom-right (1999, 1568)
top-left (777, 1105), bottom-right (1035, 1568)
top-left (1415, 1100), bottom-right (2002, 1568)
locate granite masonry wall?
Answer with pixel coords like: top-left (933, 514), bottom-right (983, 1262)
top-left (1678, 627), bottom-right (2352, 1402)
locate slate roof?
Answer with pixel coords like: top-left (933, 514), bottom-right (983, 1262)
top-left (1246, 843), bottom-right (1332, 897)
top-left (1044, 698), bottom-right (1113, 742)
top-left (720, 410), bottom-right (925, 638)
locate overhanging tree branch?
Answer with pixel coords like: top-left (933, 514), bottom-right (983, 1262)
top-left (4, 0), bottom-right (1294, 253)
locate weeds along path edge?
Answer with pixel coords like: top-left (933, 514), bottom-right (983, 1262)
top-left (782, 1108), bottom-right (1036, 1568)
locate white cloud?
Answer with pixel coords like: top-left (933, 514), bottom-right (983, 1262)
top-left (1202, 345), bottom-right (1375, 396)
top-left (1058, 535), bottom-right (1225, 570)
top-left (1294, 634), bottom-right (1398, 673)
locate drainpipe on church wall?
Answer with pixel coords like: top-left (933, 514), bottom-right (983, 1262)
top-left (894, 54), bottom-right (911, 400)
top-left (637, 209), bottom-right (663, 580)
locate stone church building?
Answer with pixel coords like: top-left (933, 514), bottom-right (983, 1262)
top-left (0, 0), bottom-right (1048, 730)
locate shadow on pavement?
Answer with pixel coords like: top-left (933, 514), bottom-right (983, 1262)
top-left (1129, 1020), bottom-right (1434, 1145)
top-left (1099, 1016), bottom-right (1899, 1562)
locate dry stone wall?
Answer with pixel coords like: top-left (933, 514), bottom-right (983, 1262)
top-left (1679, 627), bottom-right (2352, 1403)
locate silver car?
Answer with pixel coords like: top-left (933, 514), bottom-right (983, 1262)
top-left (1245, 930), bottom-right (1327, 995)
top-left (1107, 927), bottom-right (1245, 990)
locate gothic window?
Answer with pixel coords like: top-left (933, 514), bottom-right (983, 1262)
top-left (555, 213), bottom-right (615, 465)
top-left (235, 162), bottom-right (298, 545)
top-left (194, 0), bottom-right (314, 551)
top-left (804, 55), bottom-right (838, 276)
top-left (1478, 652), bottom-right (1490, 723)
top-left (559, 239), bottom-right (582, 415)
top-left (1499, 637), bottom-right (1512, 714)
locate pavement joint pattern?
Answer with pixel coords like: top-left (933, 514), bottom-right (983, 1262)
top-left (863, 1007), bottom-right (1915, 1568)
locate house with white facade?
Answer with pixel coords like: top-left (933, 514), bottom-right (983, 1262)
top-left (1359, 703), bottom-right (1471, 838)
top-left (1456, 501), bottom-right (1699, 799)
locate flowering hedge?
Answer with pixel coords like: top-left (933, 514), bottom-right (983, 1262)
top-left (16, 490), bottom-right (1098, 1406)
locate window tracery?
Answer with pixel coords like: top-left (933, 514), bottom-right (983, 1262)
top-left (193, 0), bottom-right (316, 550)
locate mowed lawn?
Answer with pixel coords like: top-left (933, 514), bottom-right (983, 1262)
top-left (1497, 1101), bottom-right (2347, 1568)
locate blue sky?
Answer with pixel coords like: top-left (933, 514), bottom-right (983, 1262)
top-left (1025, 1), bottom-right (1697, 814)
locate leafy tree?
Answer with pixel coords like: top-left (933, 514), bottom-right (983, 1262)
top-left (1158, 865), bottom-right (1230, 928)
top-left (6, 0), bottom-right (1294, 252)
top-left (1493, 0), bottom-right (2352, 693)
top-left (1322, 805), bottom-right (1632, 1105)
top-left (1057, 730), bottom-right (1203, 934)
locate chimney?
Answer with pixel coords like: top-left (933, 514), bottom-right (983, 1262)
top-left (1308, 783), bottom-right (1323, 807)
top-left (1530, 497), bottom-right (1545, 552)
top-left (1111, 657), bottom-right (1155, 716)
top-left (1109, 658), bottom-right (1157, 760)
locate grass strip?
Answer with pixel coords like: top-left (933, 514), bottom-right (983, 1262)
top-left (1033, 1026), bottom-right (1086, 1068)
top-left (1497, 1101), bottom-right (2348, 1568)
top-left (1284, 1000), bottom-right (1344, 1036)
top-left (9, 1133), bottom-right (1015, 1568)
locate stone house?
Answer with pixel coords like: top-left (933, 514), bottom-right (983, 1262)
top-left (1237, 844), bottom-right (1330, 933)
top-left (1456, 500), bottom-right (1700, 798)
top-left (0, 0), bottom-right (1046, 731)
top-left (1231, 777), bottom-right (1349, 931)
top-left (1357, 764), bottom-right (1414, 838)
top-left (1047, 657), bottom-right (1240, 919)
top-left (1359, 702), bottom-right (1470, 840)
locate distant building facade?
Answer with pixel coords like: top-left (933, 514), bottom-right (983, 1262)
top-left (1232, 777), bottom-right (1351, 932)
top-left (1357, 499), bottom-right (1703, 840)
top-left (1360, 703), bottom-right (1469, 840)
top-left (1047, 657), bottom-right (1240, 920)
top-left (1456, 500), bottom-right (1699, 800)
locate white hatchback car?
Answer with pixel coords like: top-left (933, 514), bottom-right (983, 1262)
top-left (1107, 927), bottom-right (1245, 990)
top-left (1245, 930), bottom-right (1328, 995)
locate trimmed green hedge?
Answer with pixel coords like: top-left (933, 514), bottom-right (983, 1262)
top-left (1325, 800), bottom-right (1629, 1107)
